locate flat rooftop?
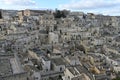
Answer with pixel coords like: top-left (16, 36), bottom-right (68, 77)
top-left (51, 58), bottom-right (67, 66)
top-left (0, 59), bottom-right (13, 77)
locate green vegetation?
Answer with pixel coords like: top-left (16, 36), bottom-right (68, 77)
top-left (113, 77), bottom-right (120, 80)
top-left (54, 9), bottom-right (69, 18)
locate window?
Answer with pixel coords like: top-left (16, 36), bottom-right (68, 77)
top-left (60, 67), bottom-right (62, 71)
top-left (68, 76), bottom-right (70, 79)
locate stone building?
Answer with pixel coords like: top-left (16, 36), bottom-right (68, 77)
top-left (39, 14), bottom-right (56, 32)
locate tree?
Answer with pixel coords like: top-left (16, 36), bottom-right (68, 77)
top-left (113, 77), bottom-right (120, 80)
top-left (0, 10), bottom-right (2, 19)
top-left (54, 9), bottom-right (69, 18)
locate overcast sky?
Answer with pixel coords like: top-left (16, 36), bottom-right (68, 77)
top-left (0, 0), bottom-right (120, 15)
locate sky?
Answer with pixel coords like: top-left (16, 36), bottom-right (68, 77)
top-left (0, 0), bottom-right (120, 15)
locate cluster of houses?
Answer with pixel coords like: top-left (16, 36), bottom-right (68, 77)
top-left (0, 9), bottom-right (120, 80)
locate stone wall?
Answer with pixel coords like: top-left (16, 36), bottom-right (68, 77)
top-left (1, 72), bottom-right (28, 80)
